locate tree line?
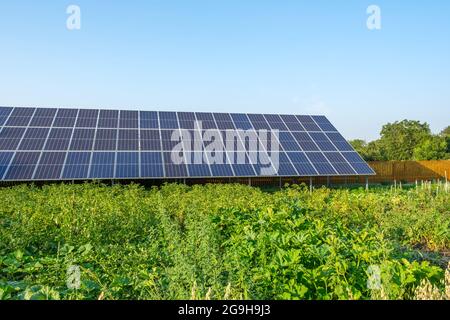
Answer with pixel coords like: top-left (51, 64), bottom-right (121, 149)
top-left (349, 120), bottom-right (450, 161)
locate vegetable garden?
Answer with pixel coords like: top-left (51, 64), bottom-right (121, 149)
top-left (0, 183), bottom-right (449, 300)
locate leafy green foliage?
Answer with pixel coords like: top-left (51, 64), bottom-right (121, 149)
top-left (0, 183), bottom-right (448, 300)
top-left (413, 135), bottom-right (449, 160)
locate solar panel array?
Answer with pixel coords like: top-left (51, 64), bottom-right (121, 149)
top-left (0, 107), bottom-right (374, 181)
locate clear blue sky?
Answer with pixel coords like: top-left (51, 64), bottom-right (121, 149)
top-left (0, 1), bottom-right (449, 140)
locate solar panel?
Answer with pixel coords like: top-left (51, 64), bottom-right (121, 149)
top-left (45, 128), bottom-right (72, 151)
top-left (4, 108), bottom-right (35, 127)
top-left (116, 152), bottom-right (139, 178)
top-left (0, 152), bottom-right (14, 179)
top-left (98, 110), bottom-right (119, 128)
top-left (0, 107), bottom-right (13, 126)
top-left (53, 109), bottom-right (78, 127)
top-left (0, 127), bottom-right (26, 150)
top-left (76, 109), bottom-right (99, 128)
top-left (34, 152), bottom-right (66, 180)
top-left (70, 129), bottom-right (95, 150)
top-left (90, 152), bottom-right (115, 178)
top-left (0, 107), bottom-right (374, 181)
top-left (141, 130), bottom-right (161, 151)
top-left (119, 111), bottom-right (138, 129)
top-left (62, 152), bottom-right (91, 179)
top-left (159, 112), bottom-right (179, 129)
top-left (5, 152), bottom-right (40, 180)
top-left (140, 111), bottom-right (159, 129)
top-left (18, 128), bottom-right (50, 150)
top-left (141, 152), bottom-right (164, 178)
top-left (94, 129), bottom-right (117, 151)
top-left (29, 108), bottom-right (57, 127)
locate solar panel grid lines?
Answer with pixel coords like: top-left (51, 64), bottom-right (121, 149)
top-left (59, 109), bottom-right (81, 180)
top-left (309, 116), bottom-right (361, 175)
top-left (192, 113), bottom-right (213, 177)
top-left (279, 115), bottom-right (321, 176)
top-left (209, 113), bottom-right (237, 177)
top-left (87, 110), bottom-right (102, 180)
top-left (31, 109), bottom-right (58, 180)
top-left (226, 114), bottom-right (258, 176)
top-left (274, 115), bottom-right (307, 176)
top-left (156, 113), bottom-right (166, 178)
top-left (0, 107), bottom-right (375, 181)
top-left (309, 116), bottom-right (357, 176)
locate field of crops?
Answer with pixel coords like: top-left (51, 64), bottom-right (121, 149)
top-left (0, 183), bottom-right (449, 300)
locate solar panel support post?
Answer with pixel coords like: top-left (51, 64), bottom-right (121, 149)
top-left (279, 177), bottom-right (282, 189)
top-left (309, 177), bottom-right (313, 193)
top-left (365, 176), bottom-right (369, 191)
top-left (327, 176), bottom-right (330, 187)
top-left (248, 178), bottom-right (251, 187)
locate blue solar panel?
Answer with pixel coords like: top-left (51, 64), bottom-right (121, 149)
top-left (0, 152), bottom-right (14, 178)
top-left (323, 152), bottom-right (356, 175)
top-left (90, 152), bottom-right (115, 179)
top-left (272, 152), bottom-right (298, 176)
top-left (264, 114), bottom-right (288, 131)
top-left (296, 115), bottom-right (321, 131)
top-left (185, 151), bottom-right (211, 177)
top-left (140, 111), bottom-right (159, 129)
top-left (0, 127), bottom-right (26, 150)
top-left (94, 129), bottom-right (117, 151)
top-left (325, 132), bottom-right (354, 151)
top-left (98, 110), bottom-right (118, 128)
top-left (291, 132), bottom-right (319, 151)
top-left (70, 129), bottom-right (95, 150)
top-left (45, 128), bottom-right (72, 151)
top-left (247, 114), bottom-right (271, 130)
top-left (309, 132), bottom-right (337, 151)
top-left (141, 130), bottom-right (161, 151)
top-left (162, 152), bottom-right (188, 177)
top-left (178, 112), bottom-right (197, 130)
top-left (230, 114), bottom-right (253, 130)
top-left (4, 152), bottom-right (40, 180)
top-left (227, 152), bottom-right (256, 176)
top-left (116, 152), bottom-right (139, 178)
top-left (159, 112), bottom-right (179, 129)
top-left (213, 113), bottom-right (235, 130)
top-left (53, 109), bottom-right (78, 127)
top-left (141, 152), bottom-right (164, 178)
top-left (195, 113), bottom-right (218, 130)
top-left (286, 152), bottom-right (317, 175)
top-left (0, 107), bottom-right (375, 181)
top-left (279, 115), bottom-right (304, 131)
top-left (76, 109), bottom-right (99, 128)
top-left (34, 152), bottom-right (66, 180)
top-left (62, 152), bottom-right (91, 179)
top-left (0, 107), bottom-right (13, 126)
top-left (312, 116), bottom-right (338, 132)
top-left (278, 132), bottom-right (301, 151)
top-left (119, 110), bottom-right (138, 129)
top-left (17, 128), bottom-right (49, 151)
top-left (117, 130), bottom-right (138, 151)
top-left (305, 152), bottom-right (337, 175)
top-left (5, 108), bottom-right (35, 126)
top-left (341, 152), bottom-right (375, 175)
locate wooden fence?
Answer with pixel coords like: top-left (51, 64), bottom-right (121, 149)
top-left (366, 160), bottom-right (450, 183)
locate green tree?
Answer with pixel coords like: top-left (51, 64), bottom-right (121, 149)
top-left (441, 126), bottom-right (450, 154)
top-left (378, 120), bottom-right (431, 160)
top-left (413, 135), bottom-right (448, 160)
top-left (348, 139), bottom-right (384, 161)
